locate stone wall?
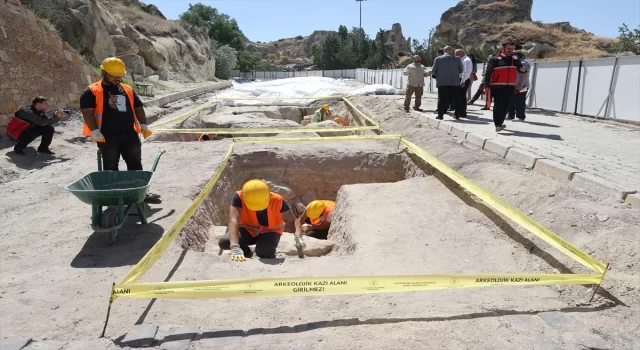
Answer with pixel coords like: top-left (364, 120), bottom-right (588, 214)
top-left (0, 0), bottom-right (99, 129)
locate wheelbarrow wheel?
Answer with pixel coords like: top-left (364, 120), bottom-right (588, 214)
top-left (100, 207), bottom-right (119, 245)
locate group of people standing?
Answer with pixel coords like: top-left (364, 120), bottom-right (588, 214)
top-left (403, 39), bottom-right (531, 132)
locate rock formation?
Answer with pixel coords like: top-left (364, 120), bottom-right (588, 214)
top-left (434, 0), bottom-right (619, 59)
top-left (436, 0), bottom-right (533, 39)
top-left (21, 0), bottom-right (215, 81)
top-left (376, 23), bottom-right (411, 57)
top-left (0, 0), bottom-right (99, 129)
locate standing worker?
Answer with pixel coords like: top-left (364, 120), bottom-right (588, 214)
top-left (79, 57), bottom-right (159, 202)
top-left (483, 41), bottom-right (528, 131)
top-left (297, 200), bottom-right (335, 240)
top-left (311, 104), bottom-right (332, 123)
top-left (431, 46), bottom-right (463, 120)
top-left (403, 55), bottom-right (431, 113)
top-left (455, 49), bottom-right (473, 119)
top-left (508, 50), bottom-right (531, 121)
top-left (218, 179), bottom-right (305, 261)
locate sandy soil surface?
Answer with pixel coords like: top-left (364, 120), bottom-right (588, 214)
top-left (0, 93), bottom-right (638, 349)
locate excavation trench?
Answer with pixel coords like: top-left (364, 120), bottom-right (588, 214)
top-left (179, 144), bottom-right (426, 256)
top-left (150, 100), bottom-right (375, 142)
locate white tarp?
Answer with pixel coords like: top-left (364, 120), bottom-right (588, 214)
top-left (211, 77), bottom-right (396, 106)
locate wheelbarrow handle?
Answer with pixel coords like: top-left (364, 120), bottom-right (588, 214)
top-left (151, 150), bottom-right (166, 172)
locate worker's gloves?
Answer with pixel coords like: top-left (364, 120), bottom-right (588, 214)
top-left (230, 244), bottom-right (246, 262)
top-left (91, 129), bottom-right (106, 143)
top-left (294, 236), bottom-right (307, 250)
top-left (140, 124), bottom-right (152, 139)
top-left (302, 224), bottom-right (311, 232)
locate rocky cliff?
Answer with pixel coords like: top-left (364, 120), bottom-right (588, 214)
top-left (246, 23), bottom-right (411, 69)
top-left (436, 0), bottom-right (619, 59)
top-left (21, 0), bottom-right (215, 81)
top-left (0, 0), bottom-right (99, 128)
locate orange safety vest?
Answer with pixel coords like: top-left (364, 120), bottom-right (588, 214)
top-left (237, 191), bottom-right (286, 237)
top-left (82, 81), bottom-right (141, 136)
top-left (310, 200), bottom-right (335, 226)
top-left (489, 56), bottom-right (518, 87)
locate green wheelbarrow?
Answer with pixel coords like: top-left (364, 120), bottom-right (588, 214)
top-left (65, 150), bottom-right (165, 245)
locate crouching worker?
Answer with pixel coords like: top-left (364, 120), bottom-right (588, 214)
top-left (311, 104), bottom-right (332, 123)
top-left (218, 179), bottom-right (304, 261)
top-left (298, 200), bottom-right (335, 240)
top-left (9, 96), bottom-right (70, 155)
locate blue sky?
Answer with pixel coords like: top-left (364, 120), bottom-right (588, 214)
top-left (147, 0), bottom-right (640, 43)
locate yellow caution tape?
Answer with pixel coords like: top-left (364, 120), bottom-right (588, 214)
top-left (152, 125), bottom-right (379, 134)
top-left (212, 96), bottom-right (344, 101)
top-left (400, 138), bottom-right (607, 274)
top-left (119, 142), bottom-right (236, 285)
top-left (150, 100), bottom-right (215, 129)
top-left (233, 134), bottom-right (401, 144)
top-left (112, 273), bottom-right (604, 300)
top-left (343, 97), bottom-right (380, 127)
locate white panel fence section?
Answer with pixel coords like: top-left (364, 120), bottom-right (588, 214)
top-left (231, 56), bottom-right (639, 121)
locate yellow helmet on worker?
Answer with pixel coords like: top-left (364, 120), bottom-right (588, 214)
top-left (322, 104), bottom-right (330, 111)
top-left (242, 179), bottom-right (271, 211)
top-left (305, 200), bottom-right (326, 219)
top-left (100, 57), bottom-right (126, 77)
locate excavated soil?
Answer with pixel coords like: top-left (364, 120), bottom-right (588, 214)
top-left (1, 92), bottom-right (638, 349)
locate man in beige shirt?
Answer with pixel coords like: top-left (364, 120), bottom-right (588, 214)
top-left (403, 55), bottom-right (431, 113)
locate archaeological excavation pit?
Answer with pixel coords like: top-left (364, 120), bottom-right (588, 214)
top-left (177, 141), bottom-right (428, 257)
top-left (149, 100), bottom-right (374, 142)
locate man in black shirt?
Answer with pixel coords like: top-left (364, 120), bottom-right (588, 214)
top-left (80, 57), bottom-right (152, 171)
top-left (12, 96), bottom-right (69, 155)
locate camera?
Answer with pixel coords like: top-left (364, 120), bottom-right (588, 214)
top-left (62, 109), bottom-right (72, 114)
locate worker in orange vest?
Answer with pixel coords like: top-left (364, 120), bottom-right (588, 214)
top-left (218, 179), bottom-right (304, 261)
top-left (483, 41), bottom-right (528, 132)
top-left (297, 200), bottom-right (335, 240)
top-left (80, 57), bottom-right (159, 201)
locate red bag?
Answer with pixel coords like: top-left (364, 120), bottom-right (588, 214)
top-left (5, 115), bottom-right (30, 140)
top-left (472, 72), bottom-right (478, 81)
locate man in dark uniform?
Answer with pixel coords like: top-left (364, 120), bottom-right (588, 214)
top-left (483, 40), bottom-right (528, 132)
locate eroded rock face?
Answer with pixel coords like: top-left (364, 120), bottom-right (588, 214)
top-left (111, 35), bottom-right (139, 56)
top-left (437, 0), bottom-right (533, 45)
top-left (376, 23), bottom-right (411, 57)
top-left (40, 0), bottom-right (215, 80)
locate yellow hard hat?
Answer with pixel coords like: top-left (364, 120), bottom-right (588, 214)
top-left (322, 104), bottom-right (330, 111)
top-left (305, 200), bottom-right (325, 219)
top-left (100, 57), bottom-right (126, 77)
top-left (242, 179), bottom-right (271, 211)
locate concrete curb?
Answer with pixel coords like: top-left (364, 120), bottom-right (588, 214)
top-left (464, 132), bottom-right (488, 149)
top-left (143, 82), bottom-right (231, 108)
top-left (405, 108), bottom-right (639, 205)
top-left (572, 173), bottom-right (637, 201)
top-left (505, 148), bottom-right (545, 169)
top-left (533, 159), bottom-right (582, 181)
top-left (483, 139), bottom-right (512, 158)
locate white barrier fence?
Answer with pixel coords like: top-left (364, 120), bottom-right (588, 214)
top-left (231, 56), bottom-right (639, 121)
top-left (232, 69), bottom-right (357, 80)
top-left (354, 56), bottom-right (640, 122)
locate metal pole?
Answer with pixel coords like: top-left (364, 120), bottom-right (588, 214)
top-left (574, 60), bottom-right (583, 115)
top-left (604, 57), bottom-right (620, 118)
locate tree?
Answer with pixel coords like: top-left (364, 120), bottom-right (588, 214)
top-left (320, 32), bottom-right (342, 69)
top-left (617, 23), bottom-right (640, 53)
top-left (338, 25), bottom-right (349, 42)
top-left (211, 40), bottom-right (238, 79)
top-left (237, 51), bottom-right (259, 71)
top-left (179, 3), bottom-right (245, 51)
top-left (376, 28), bottom-right (393, 68)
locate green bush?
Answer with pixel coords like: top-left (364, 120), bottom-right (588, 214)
top-left (211, 40), bottom-right (238, 79)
